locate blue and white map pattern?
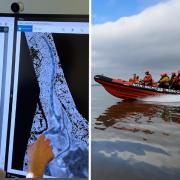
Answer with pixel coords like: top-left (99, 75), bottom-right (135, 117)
top-left (23, 33), bottom-right (88, 178)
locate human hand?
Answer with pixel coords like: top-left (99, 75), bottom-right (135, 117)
top-left (0, 169), bottom-right (5, 178)
top-left (27, 135), bottom-right (54, 178)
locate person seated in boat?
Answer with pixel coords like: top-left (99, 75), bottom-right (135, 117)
top-left (135, 76), bottom-right (140, 83)
top-left (129, 78), bottom-right (133, 82)
top-left (129, 74), bottom-right (139, 83)
top-left (158, 72), bottom-right (170, 89)
top-left (169, 72), bottom-right (177, 89)
top-left (173, 70), bottom-right (180, 90)
top-left (152, 82), bottom-right (158, 87)
top-left (143, 70), bottom-right (153, 86)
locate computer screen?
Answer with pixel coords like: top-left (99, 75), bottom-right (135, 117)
top-left (0, 16), bottom-right (14, 171)
top-left (0, 15), bottom-right (89, 178)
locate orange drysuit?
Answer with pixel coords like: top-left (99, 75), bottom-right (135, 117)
top-left (144, 74), bottom-right (153, 86)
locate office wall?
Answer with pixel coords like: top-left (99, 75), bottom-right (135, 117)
top-left (0, 0), bottom-right (89, 15)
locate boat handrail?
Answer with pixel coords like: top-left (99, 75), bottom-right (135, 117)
top-left (132, 83), bottom-right (180, 94)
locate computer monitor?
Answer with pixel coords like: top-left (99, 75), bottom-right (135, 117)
top-left (0, 14), bottom-right (89, 178)
top-left (0, 16), bottom-right (15, 171)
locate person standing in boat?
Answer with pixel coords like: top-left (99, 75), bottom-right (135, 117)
top-left (169, 72), bottom-right (177, 89)
top-left (143, 70), bottom-right (153, 86)
top-left (158, 72), bottom-right (170, 89)
top-left (173, 70), bottom-right (180, 90)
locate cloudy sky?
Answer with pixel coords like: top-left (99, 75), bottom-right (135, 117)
top-left (92, 0), bottom-right (180, 83)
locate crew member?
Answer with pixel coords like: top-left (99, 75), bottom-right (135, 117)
top-left (129, 78), bottom-right (133, 82)
top-left (143, 70), bottom-right (153, 86)
top-left (170, 72), bottom-right (177, 89)
top-left (158, 72), bottom-right (170, 89)
top-left (129, 74), bottom-right (139, 83)
top-left (133, 74), bottom-right (137, 82)
top-left (135, 76), bottom-right (140, 83)
top-left (173, 70), bottom-right (180, 90)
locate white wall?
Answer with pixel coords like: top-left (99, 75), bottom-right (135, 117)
top-left (0, 0), bottom-right (89, 15)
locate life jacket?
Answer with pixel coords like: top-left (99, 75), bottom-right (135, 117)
top-left (134, 78), bottom-right (140, 83)
top-left (153, 82), bottom-right (158, 87)
top-left (129, 77), bottom-right (139, 83)
top-left (144, 74), bottom-right (153, 86)
top-left (129, 78), bottom-right (133, 82)
top-left (159, 75), bottom-right (170, 86)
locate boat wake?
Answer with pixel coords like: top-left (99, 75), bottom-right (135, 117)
top-left (139, 94), bottom-right (180, 103)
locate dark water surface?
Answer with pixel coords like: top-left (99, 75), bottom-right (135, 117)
top-left (92, 85), bottom-right (180, 180)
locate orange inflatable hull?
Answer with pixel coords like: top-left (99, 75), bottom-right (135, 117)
top-left (94, 75), bottom-right (180, 100)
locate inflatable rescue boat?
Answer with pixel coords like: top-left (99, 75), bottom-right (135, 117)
top-left (94, 75), bottom-right (180, 100)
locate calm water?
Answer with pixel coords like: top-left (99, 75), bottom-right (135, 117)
top-left (92, 85), bottom-right (180, 180)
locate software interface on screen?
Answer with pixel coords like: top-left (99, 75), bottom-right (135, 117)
top-left (7, 18), bottom-right (89, 178)
top-left (0, 16), bottom-right (14, 170)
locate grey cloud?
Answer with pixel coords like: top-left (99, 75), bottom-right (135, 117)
top-left (92, 0), bottom-right (180, 82)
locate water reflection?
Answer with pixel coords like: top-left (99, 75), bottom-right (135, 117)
top-left (95, 101), bottom-right (180, 136)
top-left (92, 141), bottom-right (180, 180)
top-left (92, 86), bottom-right (180, 180)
